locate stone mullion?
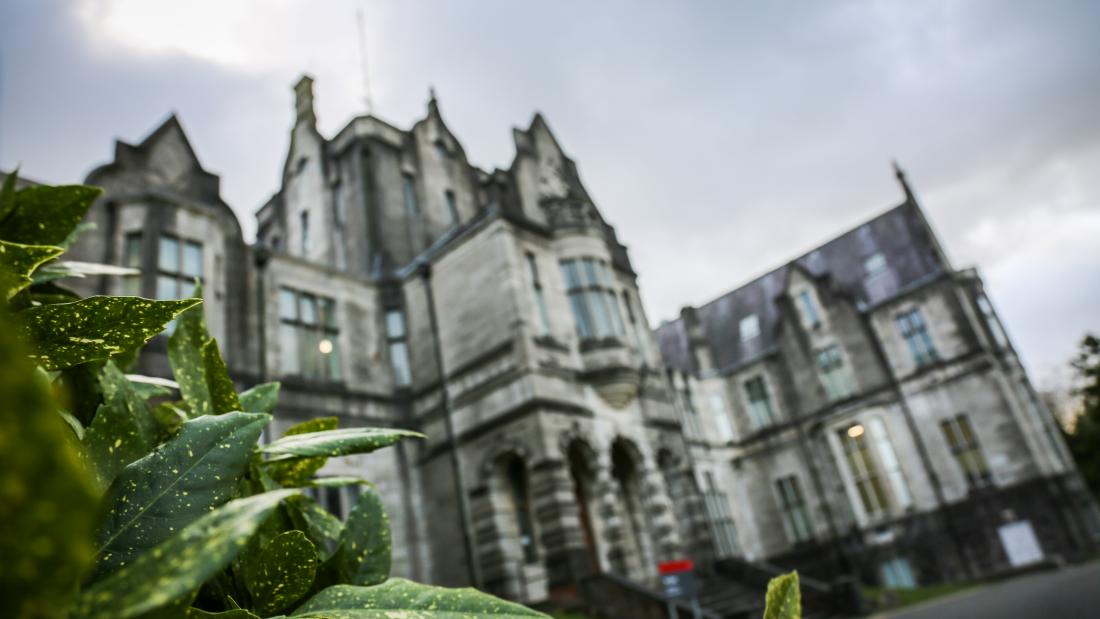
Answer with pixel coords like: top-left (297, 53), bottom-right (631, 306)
top-left (529, 458), bottom-right (589, 588)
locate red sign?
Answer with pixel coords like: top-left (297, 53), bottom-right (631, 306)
top-left (658, 559), bottom-right (694, 574)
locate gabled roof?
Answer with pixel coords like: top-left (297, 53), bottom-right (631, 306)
top-left (656, 199), bottom-right (948, 374)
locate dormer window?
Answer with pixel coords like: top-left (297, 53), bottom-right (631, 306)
top-left (434, 140), bottom-right (449, 159)
top-left (863, 253), bottom-right (887, 277)
top-left (797, 290), bottom-right (821, 328)
top-left (739, 314), bottom-right (760, 342)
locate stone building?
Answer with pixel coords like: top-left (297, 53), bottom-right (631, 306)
top-left (655, 166), bottom-right (1100, 586)
top-left (24, 74), bottom-right (1099, 610)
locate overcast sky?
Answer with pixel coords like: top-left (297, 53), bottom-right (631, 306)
top-left (2, 0), bottom-right (1098, 389)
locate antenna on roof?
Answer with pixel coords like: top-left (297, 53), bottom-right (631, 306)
top-left (356, 5), bottom-right (374, 116)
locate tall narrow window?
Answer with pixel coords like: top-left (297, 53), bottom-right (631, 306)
top-left (156, 234), bottom-right (203, 299)
top-left (775, 475), bottom-right (814, 544)
top-left (278, 287), bottom-right (341, 381)
top-left (121, 232), bottom-right (143, 296)
top-left (506, 458), bottom-right (538, 564)
top-left (621, 290), bottom-right (646, 354)
top-left (300, 210), bottom-right (311, 254)
top-left (797, 290), bottom-right (821, 328)
top-left (445, 190), bottom-right (459, 225)
top-left (897, 308), bottom-right (938, 367)
top-left (868, 418), bottom-right (912, 508)
top-left (385, 309), bottom-right (412, 387)
top-left (816, 345), bottom-right (855, 401)
top-left (703, 472), bottom-right (741, 558)
top-left (839, 423), bottom-right (890, 518)
top-left (560, 257), bottom-right (626, 341)
top-left (402, 174), bottom-right (419, 216)
top-left (679, 383), bottom-right (703, 438)
top-left (743, 376), bottom-right (775, 429)
top-left (976, 294), bottom-right (1009, 348)
top-left (709, 392), bottom-right (735, 442)
top-left (941, 414), bottom-right (991, 488)
top-left (526, 252), bottom-right (551, 336)
top-left (739, 314), bottom-right (760, 342)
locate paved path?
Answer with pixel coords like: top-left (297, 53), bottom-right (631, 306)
top-left (879, 561), bottom-right (1100, 619)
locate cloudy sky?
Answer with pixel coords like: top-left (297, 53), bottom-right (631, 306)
top-left (2, 0), bottom-right (1098, 389)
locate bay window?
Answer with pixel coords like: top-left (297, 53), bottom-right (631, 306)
top-left (560, 257), bottom-right (626, 340)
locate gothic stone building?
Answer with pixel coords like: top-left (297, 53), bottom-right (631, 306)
top-left (41, 75), bottom-right (1098, 606)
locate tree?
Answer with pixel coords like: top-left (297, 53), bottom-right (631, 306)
top-left (1065, 334), bottom-right (1100, 498)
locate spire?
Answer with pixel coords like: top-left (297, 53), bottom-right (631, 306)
top-left (293, 75), bottom-right (316, 125)
top-left (892, 159), bottom-right (916, 204)
top-left (427, 86), bottom-right (439, 115)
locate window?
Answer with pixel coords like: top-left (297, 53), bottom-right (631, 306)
top-left (863, 252), bottom-right (887, 277)
top-left (775, 475), bottom-right (814, 543)
top-left (679, 384), bottom-right (702, 438)
top-left (941, 414), bottom-right (991, 488)
top-left (797, 290), bottom-right (821, 328)
top-left (816, 345), bottom-right (855, 401)
top-left (976, 294), bottom-right (1009, 348)
top-left (743, 376), bottom-right (776, 429)
top-left (445, 190), bottom-right (459, 225)
top-left (703, 472), bottom-right (741, 558)
top-left (621, 290), bottom-right (646, 353)
top-left (526, 252), bottom-right (551, 336)
top-left (881, 557), bottom-right (917, 589)
top-left (868, 418), bottom-right (912, 509)
top-left (300, 210), bottom-right (311, 254)
top-left (739, 314), bottom-right (760, 342)
top-left (560, 257), bottom-right (626, 340)
top-left (709, 392), bottom-right (735, 442)
top-left (434, 140), bottom-right (449, 159)
top-left (839, 423), bottom-right (890, 518)
top-left (121, 232), bottom-right (143, 296)
top-left (506, 458), bottom-right (538, 564)
top-left (402, 174), bottom-right (418, 216)
top-left (155, 234), bottom-right (203, 300)
top-left (278, 287), bottom-right (341, 381)
top-left (897, 308), bottom-right (938, 367)
top-left (385, 309), bottom-right (412, 387)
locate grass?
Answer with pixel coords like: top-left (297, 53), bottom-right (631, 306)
top-left (863, 581), bottom-right (979, 610)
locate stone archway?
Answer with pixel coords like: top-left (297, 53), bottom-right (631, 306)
top-left (611, 437), bottom-right (657, 579)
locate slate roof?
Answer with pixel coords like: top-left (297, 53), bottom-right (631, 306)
top-left (655, 200), bottom-right (948, 375)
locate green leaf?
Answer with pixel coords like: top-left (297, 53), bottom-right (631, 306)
top-left (0, 312), bottom-right (98, 618)
top-left (239, 381), bottom-right (280, 414)
top-left (32, 259), bottom-right (139, 285)
top-left (91, 412), bottom-right (270, 582)
top-left (128, 377), bottom-right (174, 400)
top-left (763, 570), bottom-right (801, 619)
top-left (290, 579), bottom-right (549, 618)
top-left (28, 279), bottom-right (82, 306)
top-left (71, 490), bottom-right (299, 619)
top-left (336, 485), bottom-right (391, 586)
top-left (261, 427), bottom-right (424, 462)
top-left (83, 362), bottom-right (159, 489)
top-left (58, 408), bottom-right (86, 440)
top-left (168, 284), bottom-right (211, 417)
top-left (307, 476), bottom-right (370, 488)
top-left (19, 295), bottom-right (201, 370)
top-left (0, 184), bottom-right (101, 245)
top-left (246, 530), bottom-right (318, 615)
top-left (0, 239), bottom-right (64, 300)
top-left (285, 495), bottom-right (344, 561)
top-left (59, 221), bottom-right (97, 251)
top-left (0, 168), bottom-right (17, 222)
top-left (187, 609), bottom-right (261, 619)
top-left (203, 338), bottom-right (240, 413)
top-left (266, 417), bottom-right (339, 487)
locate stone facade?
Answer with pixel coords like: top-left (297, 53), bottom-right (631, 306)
top-left (22, 74), bottom-right (1098, 604)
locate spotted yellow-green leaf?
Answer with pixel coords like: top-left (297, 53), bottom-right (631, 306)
top-left (763, 570), bottom-right (801, 619)
top-left (239, 381), bottom-right (279, 414)
top-left (71, 490), bottom-right (299, 619)
top-left (336, 485), bottom-right (391, 586)
top-left (186, 609), bottom-right (260, 618)
top-left (265, 417), bottom-right (339, 487)
top-left (202, 338), bottom-right (240, 414)
top-left (168, 283), bottom-right (212, 417)
top-left (261, 427), bottom-right (424, 462)
top-left (0, 239), bottom-right (63, 300)
top-left (285, 495), bottom-right (344, 561)
top-left (246, 530), bottom-right (318, 614)
top-left (0, 311), bottom-right (98, 619)
top-left (91, 412), bottom-right (271, 582)
top-left (19, 295), bottom-right (201, 370)
top-left (0, 184), bottom-right (101, 246)
top-left (83, 362), bottom-right (159, 490)
top-left (290, 579), bottom-right (549, 618)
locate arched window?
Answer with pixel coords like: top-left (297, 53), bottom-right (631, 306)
top-left (505, 456), bottom-right (538, 564)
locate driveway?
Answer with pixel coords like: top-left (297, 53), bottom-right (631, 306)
top-left (879, 561), bottom-right (1100, 619)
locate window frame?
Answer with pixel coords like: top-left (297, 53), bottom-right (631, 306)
top-left (816, 344), bottom-right (855, 401)
top-left (155, 233), bottom-right (204, 300)
top-left (385, 308), bottom-right (412, 388)
top-left (278, 286), bottom-right (342, 382)
top-left (941, 413), bottom-right (992, 489)
top-left (703, 472), bottom-right (741, 558)
top-left (838, 422), bottom-right (891, 519)
top-left (775, 475), bottom-right (814, 544)
top-left (739, 314), bottom-right (760, 342)
top-left (525, 252), bottom-right (552, 337)
top-left (896, 308), bottom-right (938, 368)
top-left (559, 257), bottom-right (627, 341)
top-left (797, 289), bottom-right (821, 328)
